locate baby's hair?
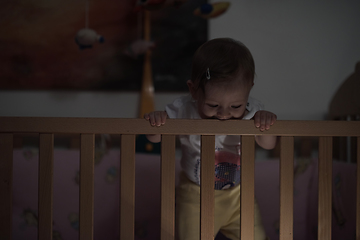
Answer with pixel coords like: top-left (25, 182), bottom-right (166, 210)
top-left (190, 38), bottom-right (255, 92)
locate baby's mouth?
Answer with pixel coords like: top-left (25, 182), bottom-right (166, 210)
top-left (209, 116), bottom-right (232, 120)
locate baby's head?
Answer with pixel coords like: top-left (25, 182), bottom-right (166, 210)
top-left (188, 38), bottom-right (255, 120)
top-left (190, 38), bottom-right (255, 93)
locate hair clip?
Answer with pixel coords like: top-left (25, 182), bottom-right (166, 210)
top-left (206, 67), bottom-right (211, 80)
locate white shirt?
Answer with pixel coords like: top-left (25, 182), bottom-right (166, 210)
top-left (165, 95), bottom-right (264, 189)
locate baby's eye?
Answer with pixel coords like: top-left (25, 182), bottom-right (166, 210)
top-left (207, 104), bottom-right (218, 108)
top-left (231, 105), bottom-right (242, 109)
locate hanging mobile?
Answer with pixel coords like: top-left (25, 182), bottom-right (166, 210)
top-left (75, 0), bottom-right (104, 50)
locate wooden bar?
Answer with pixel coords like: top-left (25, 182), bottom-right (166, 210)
top-left (280, 136), bottom-right (294, 240)
top-left (138, 10), bottom-right (155, 119)
top-left (200, 135), bottom-right (215, 240)
top-left (241, 135), bottom-right (255, 240)
top-left (318, 137), bottom-right (333, 240)
top-left (161, 135), bottom-right (176, 240)
top-left (79, 134), bottom-right (95, 240)
top-left (0, 134), bottom-right (13, 240)
top-left (1, 118), bottom-right (360, 240)
top-left (1, 117), bottom-right (360, 137)
top-left (357, 137), bottom-right (360, 239)
top-left (120, 134), bottom-right (136, 240)
top-left (38, 134), bottom-right (54, 240)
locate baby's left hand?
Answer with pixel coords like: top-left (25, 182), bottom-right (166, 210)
top-left (254, 111), bottom-right (277, 131)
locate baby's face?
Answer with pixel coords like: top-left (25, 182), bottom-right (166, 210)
top-left (197, 80), bottom-right (251, 120)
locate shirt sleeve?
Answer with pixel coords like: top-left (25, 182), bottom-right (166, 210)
top-left (165, 96), bottom-right (184, 119)
top-left (165, 95), bottom-right (200, 119)
top-left (243, 96), bottom-right (264, 119)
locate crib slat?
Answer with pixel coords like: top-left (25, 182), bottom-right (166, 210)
top-left (280, 136), bottom-right (294, 240)
top-left (318, 137), bottom-right (332, 240)
top-left (241, 135), bottom-right (255, 240)
top-left (120, 134), bottom-right (136, 240)
top-left (357, 137), bottom-right (360, 239)
top-left (38, 134), bottom-right (54, 240)
top-left (0, 133), bottom-right (13, 240)
top-left (79, 134), bottom-right (95, 240)
top-left (200, 135), bottom-right (215, 240)
top-left (161, 135), bottom-right (176, 240)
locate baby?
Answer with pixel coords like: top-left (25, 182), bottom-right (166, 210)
top-left (145, 38), bottom-right (276, 240)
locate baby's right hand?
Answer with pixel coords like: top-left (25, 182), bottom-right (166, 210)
top-left (144, 111), bottom-right (168, 127)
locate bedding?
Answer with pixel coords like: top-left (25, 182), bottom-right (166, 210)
top-left (11, 149), bottom-right (356, 240)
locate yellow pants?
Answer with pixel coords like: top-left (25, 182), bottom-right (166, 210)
top-left (176, 173), bottom-right (267, 240)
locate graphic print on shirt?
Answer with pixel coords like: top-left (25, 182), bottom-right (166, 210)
top-left (214, 150), bottom-right (241, 189)
top-left (194, 148), bottom-right (241, 190)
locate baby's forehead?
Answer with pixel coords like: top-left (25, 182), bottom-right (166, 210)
top-left (204, 79), bottom-right (251, 93)
top-left (203, 83), bottom-right (250, 101)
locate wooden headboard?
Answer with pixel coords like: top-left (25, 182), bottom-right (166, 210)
top-left (329, 61), bottom-right (360, 120)
top-left (329, 61), bottom-right (360, 163)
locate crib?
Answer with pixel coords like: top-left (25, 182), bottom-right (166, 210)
top-left (0, 117), bottom-right (359, 240)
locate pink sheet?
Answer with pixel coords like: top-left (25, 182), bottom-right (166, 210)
top-left (12, 149), bottom-right (356, 240)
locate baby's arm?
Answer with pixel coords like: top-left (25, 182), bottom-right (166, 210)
top-left (253, 110), bottom-right (277, 150)
top-left (144, 111), bottom-right (168, 143)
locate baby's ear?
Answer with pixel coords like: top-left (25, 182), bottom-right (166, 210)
top-left (187, 80), bottom-right (198, 100)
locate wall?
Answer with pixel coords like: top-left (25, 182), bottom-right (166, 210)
top-left (1, 0), bottom-right (359, 120)
top-left (0, 91), bottom-right (183, 118)
top-left (209, 0), bottom-right (360, 120)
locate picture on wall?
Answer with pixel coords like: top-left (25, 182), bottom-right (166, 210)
top-left (0, 0), bottom-right (209, 92)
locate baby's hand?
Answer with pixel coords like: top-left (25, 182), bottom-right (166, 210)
top-left (144, 111), bottom-right (168, 127)
top-left (254, 111), bottom-right (277, 131)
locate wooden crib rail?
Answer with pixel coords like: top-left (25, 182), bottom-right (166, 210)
top-left (0, 117), bottom-right (360, 240)
top-left (0, 117), bottom-right (359, 136)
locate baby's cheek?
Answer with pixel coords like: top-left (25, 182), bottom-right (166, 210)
top-left (203, 112), bottom-right (214, 118)
top-left (234, 109), bottom-right (246, 119)
top-left (199, 108), bottom-right (212, 119)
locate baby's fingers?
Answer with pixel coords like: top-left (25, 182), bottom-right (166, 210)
top-left (149, 111), bottom-right (167, 127)
top-left (254, 111), bottom-right (276, 131)
top-left (254, 113), bottom-right (261, 128)
top-left (270, 114), bottom-right (277, 126)
top-left (259, 113), bottom-right (269, 131)
top-left (156, 112), bottom-right (167, 126)
top-left (144, 113), bottom-right (150, 121)
top-left (262, 113), bottom-right (277, 131)
top-left (254, 112), bottom-right (267, 130)
top-left (264, 114), bottom-right (273, 130)
top-left (144, 112), bottom-right (158, 126)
